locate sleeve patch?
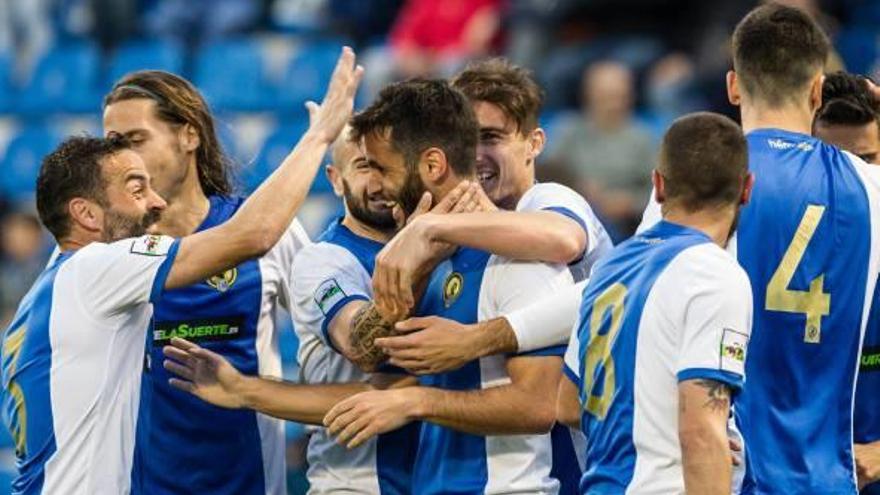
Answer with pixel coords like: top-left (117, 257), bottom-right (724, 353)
top-left (720, 328), bottom-right (748, 372)
top-left (314, 278), bottom-right (347, 315)
top-left (130, 235), bottom-right (173, 256)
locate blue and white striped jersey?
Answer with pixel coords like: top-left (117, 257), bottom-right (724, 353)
top-left (412, 244), bottom-right (575, 494)
top-left (291, 219), bottom-right (420, 494)
top-left (0, 235), bottom-right (179, 494)
top-left (563, 220), bottom-right (752, 493)
top-left (133, 195), bottom-right (309, 495)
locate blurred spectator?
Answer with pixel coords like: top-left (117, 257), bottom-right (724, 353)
top-left (143, 0), bottom-right (262, 47)
top-left (0, 211), bottom-right (49, 325)
top-left (0, 0), bottom-right (54, 81)
top-left (547, 61), bottom-right (655, 239)
top-left (362, 0), bottom-right (503, 100)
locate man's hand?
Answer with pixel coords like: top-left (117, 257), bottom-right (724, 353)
top-left (304, 47), bottom-right (364, 145)
top-left (375, 316), bottom-right (485, 374)
top-left (373, 181), bottom-right (483, 319)
top-left (323, 388), bottom-right (422, 449)
top-left (162, 337), bottom-right (248, 409)
top-left (855, 441), bottom-right (880, 489)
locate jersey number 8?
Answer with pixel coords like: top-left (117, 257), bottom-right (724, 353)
top-left (582, 283), bottom-right (627, 420)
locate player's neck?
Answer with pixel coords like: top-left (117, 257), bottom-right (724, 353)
top-left (740, 101), bottom-right (814, 136)
top-left (342, 215), bottom-right (393, 243)
top-left (662, 208), bottom-right (733, 248)
top-left (153, 176), bottom-right (211, 237)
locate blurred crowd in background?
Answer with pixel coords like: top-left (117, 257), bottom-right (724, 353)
top-left (0, 0), bottom-right (877, 491)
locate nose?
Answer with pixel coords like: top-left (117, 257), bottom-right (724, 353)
top-left (146, 188), bottom-right (167, 211)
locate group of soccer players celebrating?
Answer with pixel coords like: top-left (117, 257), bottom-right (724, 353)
top-left (5, 2), bottom-right (880, 494)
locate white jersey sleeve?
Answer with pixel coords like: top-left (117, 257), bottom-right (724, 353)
top-left (562, 308), bottom-right (583, 385)
top-left (263, 218), bottom-right (311, 312)
top-left (72, 234), bottom-right (179, 318)
top-left (670, 244), bottom-right (753, 389)
top-left (504, 280), bottom-right (586, 353)
top-left (517, 182), bottom-right (613, 267)
top-left (479, 255), bottom-right (574, 356)
top-left (290, 242), bottom-right (372, 350)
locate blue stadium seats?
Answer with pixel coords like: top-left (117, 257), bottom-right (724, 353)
top-left (244, 119), bottom-right (333, 193)
top-left (17, 43), bottom-right (101, 115)
top-left (0, 126), bottom-right (59, 201)
top-left (194, 39), bottom-right (275, 112)
top-left (106, 39), bottom-right (185, 88)
top-left (0, 53), bottom-right (14, 114)
top-left (278, 41), bottom-right (343, 111)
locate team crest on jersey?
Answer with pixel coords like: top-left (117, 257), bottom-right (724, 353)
top-left (443, 272), bottom-right (463, 308)
top-left (206, 268), bottom-right (237, 292)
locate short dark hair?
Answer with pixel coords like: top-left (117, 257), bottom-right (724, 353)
top-left (815, 71), bottom-right (880, 127)
top-left (659, 112), bottom-right (748, 211)
top-left (104, 70), bottom-right (234, 196)
top-left (36, 135), bottom-right (131, 241)
top-left (350, 79), bottom-right (478, 177)
top-left (732, 3), bottom-right (830, 106)
top-left (452, 58), bottom-right (544, 134)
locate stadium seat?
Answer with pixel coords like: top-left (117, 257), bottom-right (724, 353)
top-left (0, 53), bottom-right (14, 114)
top-left (106, 39), bottom-right (185, 88)
top-left (0, 126), bottom-right (59, 201)
top-left (194, 39), bottom-right (275, 112)
top-left (244, 119), bottom-right (336, 193)
top-left (17, 43), bottom-right (101, 115)
top-left (278, 41), bottom-right (344, 111)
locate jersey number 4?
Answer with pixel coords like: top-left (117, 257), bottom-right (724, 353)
top-left (765, 205), bottom-right (830, 344)
top-left (582, 282), bottom-right (627, 420)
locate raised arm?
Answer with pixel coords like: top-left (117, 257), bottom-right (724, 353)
top-left (678, 379), bottom-right (733, 494)
top-left (165, 48), bottom-right (363, 290)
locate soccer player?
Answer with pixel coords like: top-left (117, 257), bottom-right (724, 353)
top-left (290, 128), bottom-right (483, 494)
top-left (556, 112), bottom-right (753, 493)
top-left (101, 70), bottom-right (309, 495)
top-left (811, 73), bottom-right (880, 492)
top-left (0, 47), bottom-right (362, 494)
top-left (729, 7), bottom-right (880, 493)
top-left (366, 58), bottom-right (612, 375)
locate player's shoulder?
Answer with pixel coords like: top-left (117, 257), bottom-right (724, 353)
top-left (670, 242), bottom-right (751, 295)
top-left (293, 239), bottom-right (367, 281)
top-left (841, 149), bottom-right (880, 196)
top-left (516, 182), bottom-right (586, 211)
top-left (74, 235), bottom-right (176, 261)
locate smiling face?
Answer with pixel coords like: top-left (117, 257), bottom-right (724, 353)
top-left (472, 100), bottom-right (541, 210)
top-left (359, 131), bottom-right (428, 217)
top-left (328, 133), bottom-right (402, 231)
top-left (98, 149), bottom-right (167, 242)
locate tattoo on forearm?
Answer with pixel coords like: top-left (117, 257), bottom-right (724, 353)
top-left (349, 304), bottom-right (396, 371)
top-left (695, 379), bottom-right (731, 412)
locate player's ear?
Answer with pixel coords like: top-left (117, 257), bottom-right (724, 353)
top-left (421, 147), bottom-right (449, 184)
top-left (652, 169), bottom-right (666, 204)
top-left (809, 72), bottom-right (825, 115)
top-left (740, 172), bottom-right (755, 206)
top-left (325, 164), bottom-right (344, 197)
top-left (727, 70), bottom-right (741, 107)
top-left (179, 123), bottom-right (200, 154)
top-left (527, 127), bottom-right (546, 162)
top-left (68, 197), bottom-right (103, 233)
